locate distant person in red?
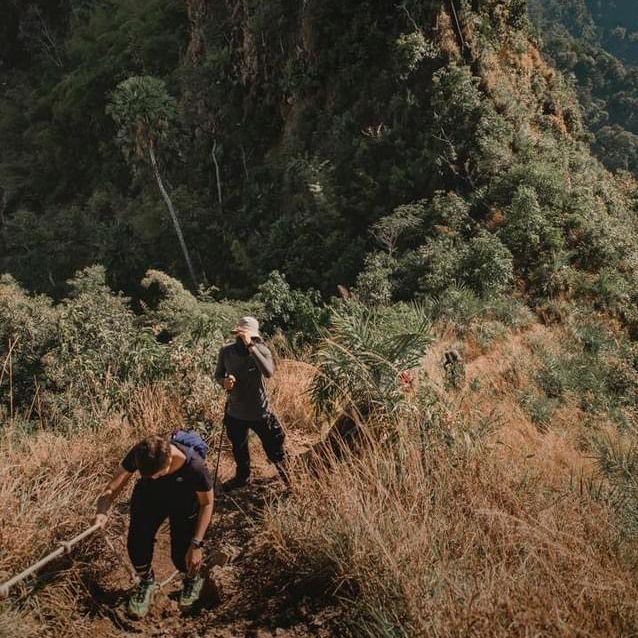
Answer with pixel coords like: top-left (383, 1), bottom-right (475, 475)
top-left (94, 433), bottom-right (214, 618)
top-left (214, 316), bottom-right (287, 491)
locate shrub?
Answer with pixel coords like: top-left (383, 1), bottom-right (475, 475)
top-left (460, 232), bottom-right (514, 297)
top-left (534, 354), bottom-right (569, 399)
top-left (590, 268), bottom-right (636, 319)
top-left (310, 302), bottom-right (432, 421)
top-left (140, 269), bottom-right (202, 335)
top-left (255, 270), bottom-right (326, 341)
top-left (500, 185), bottom-right (564, 289)
top-left (416, 236), bottom-right (465, 296)
top-left (354, 253), bottom-right (395, 307)
top-left (420, 285), bottom-right (485, 331)
top-left (594, 435), bottom-right (638, 539)
top-left (42, 266), bottom-right (169, 418)
top-left (518, 390), bottom-right (557, 428)
top-left (395, 31), bottom-right (439, 78)
top-left (0, 275), bottom-right (58, 407)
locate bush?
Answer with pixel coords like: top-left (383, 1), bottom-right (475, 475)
top-left (420, 285), bottom-right (485, 330)
top-left (255, 270), bottom-right (327, 342)
top-left (460, 232), bottom-right (514, 297)
top-left (140, 269), bottom-right (202, 335)
top-left (310, 302), bottom-right (432, 420)
top-left (416, 236), bottom-right (465, 296)
top-left (395, 31), bottom-right (439, 78)
top-left (594, 435), bottom-right (638, 539)
top-left (0, 275), bottom-right (58, 407)
top-left (500, 185), bottom-right (564, 290)
top-left (42, 266), bottom-right (169, 418)
top-left (518, 390), bottom-right (557, 428)
top-left (354, 253), bottom-right (395, 307)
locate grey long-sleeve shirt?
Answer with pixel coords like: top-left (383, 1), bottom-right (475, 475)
top-left (214, 340), bottom-right (275, 421)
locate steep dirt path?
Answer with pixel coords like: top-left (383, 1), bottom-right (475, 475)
top-left (84, 427), bottom-right (338, 638)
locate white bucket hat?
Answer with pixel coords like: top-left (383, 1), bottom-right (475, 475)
top-left (231, 316), bottom-right (261, 338)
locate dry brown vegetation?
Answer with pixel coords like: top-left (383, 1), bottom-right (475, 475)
top-left (266, 434), bottom-right (638, 636)
top-left (0, 387), bottom-right (179, 637)
top-left (264, 323), bottom-right (638, 637)
top-left (1, 332), bottom-right (638, 637)
top-left (0, 359), bottom-right (318, 637)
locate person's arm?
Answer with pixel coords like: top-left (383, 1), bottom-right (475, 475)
top-left (214, 347), bottom-right (226, 387)
top-left (248, 342), bottom-right (275, 378)
top-left (94, 468), bottom-right (133, 527)
top-left (185, 490), bottom-right (214, 575)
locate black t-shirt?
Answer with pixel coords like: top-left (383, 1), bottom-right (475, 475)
top-left (121, 442), bottom-right (213, 493)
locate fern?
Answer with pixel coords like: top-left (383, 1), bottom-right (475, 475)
top-left (310, 302), bottom-right (432, 420)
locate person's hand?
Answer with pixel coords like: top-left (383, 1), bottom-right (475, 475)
top-left (94, 513), bottom-right (108, 529)
top-left (186, 546), bottom-right (203, 574)
top-left (235, 328), bottom-right (252, 346)
top-left (223, 374), bottom-right (236, 391)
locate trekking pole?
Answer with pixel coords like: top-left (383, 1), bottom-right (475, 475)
top-left (0, 523), bottom-right (102, 599)
top-left (211, 418), bottom-right (224, 492)
top-left (159, 570), bottom-right (181, 591)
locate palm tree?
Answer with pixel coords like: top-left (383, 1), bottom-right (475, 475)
top-left (107, 76), bottom-right (198, 288)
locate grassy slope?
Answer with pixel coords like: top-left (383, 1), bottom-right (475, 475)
top-left (1, 321), bottom-right (638, 637)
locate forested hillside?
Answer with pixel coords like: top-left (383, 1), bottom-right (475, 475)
top-left (3, 3), bottom-right (638, 637)
top-left (529, 0), bottom-right (638, 173)
top-left (1, 0), bottom-right (637, 323)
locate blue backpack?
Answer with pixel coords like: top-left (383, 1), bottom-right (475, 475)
top-left (171, 430), bottom-right (208, 461)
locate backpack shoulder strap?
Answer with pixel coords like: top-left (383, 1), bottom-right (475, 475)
top-left (171, 432), bottom-right (193, 463)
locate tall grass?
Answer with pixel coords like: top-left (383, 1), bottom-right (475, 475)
top-left (0, 384), bottom-right (187, 636)
top-left (264, 420), bottom-right (638, 637)
top-left (263, 316), bottom-right (638, 637)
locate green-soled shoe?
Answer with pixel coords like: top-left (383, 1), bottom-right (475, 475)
top-left (127, 577), bottom-right (157, 619)
top-left (179, 575), bottom-right (204, 611)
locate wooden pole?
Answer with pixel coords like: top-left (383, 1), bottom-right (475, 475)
top-left (0, 523), bottom-right (102, 599)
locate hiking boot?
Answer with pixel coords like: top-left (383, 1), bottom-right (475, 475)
top-left (127, 576), bottom-right (157, 619)
top-left (221, 475), bottom-right (250, 492)
top-left (179, 575), bottom-right (205, 611)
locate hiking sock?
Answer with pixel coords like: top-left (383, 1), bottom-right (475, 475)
top-left (133, 565), bottom-right (155, 582)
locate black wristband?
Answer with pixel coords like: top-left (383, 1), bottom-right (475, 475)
top-left (190, 538), bottom-right (204, 549)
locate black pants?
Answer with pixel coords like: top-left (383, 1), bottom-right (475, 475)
top-left (127, 480), bottom-right (198, 575)
top-left (224, 413), bottom-right (285, 479)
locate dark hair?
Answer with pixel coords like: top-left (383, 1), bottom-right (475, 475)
top-left (135, 435), bottom-right (171, 477)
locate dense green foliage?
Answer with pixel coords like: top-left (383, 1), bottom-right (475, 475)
top-left (529, 0), bottom-right (638, 173)
top-left (1, 0), bottom-right (637, 322)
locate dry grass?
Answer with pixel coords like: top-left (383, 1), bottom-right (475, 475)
top-left (0, 360), bottom-right (317, 636)
top-left (264, 422), bottom-right (638, 637)
top-left (268, 358), bottom-right (318, 433)
top-left (2, 328), bottom-right (638, 637)
top-left (0, 383), bottom-right (193, 636)
top-left (263, 326), bottom-right (638, 637)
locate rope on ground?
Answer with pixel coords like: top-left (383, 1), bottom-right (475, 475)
top-left (0, 522), bottom-right (102, 599)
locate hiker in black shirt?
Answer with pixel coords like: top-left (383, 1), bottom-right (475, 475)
top-left (94, 434), bottom-right (214, 618)
top-left (214, 316), bottom-right (287, 491)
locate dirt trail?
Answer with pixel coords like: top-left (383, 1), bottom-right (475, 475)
top-left (84, 427), bottom-right (338, 638)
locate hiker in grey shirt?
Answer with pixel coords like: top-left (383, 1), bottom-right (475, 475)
top-left (214, 316), bottom-right (287, 491)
